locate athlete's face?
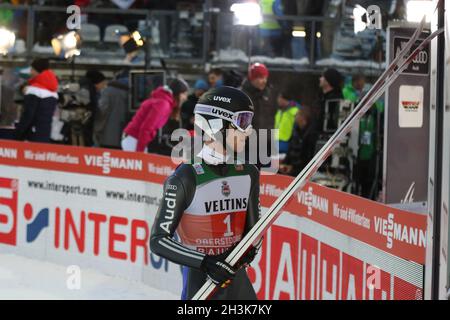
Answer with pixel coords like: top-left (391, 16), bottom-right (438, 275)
top-left (226, 125), bottom-right (251, 153)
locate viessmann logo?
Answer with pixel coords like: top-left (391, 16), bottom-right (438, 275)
top-left (0, 147), bottom-right (18, 159)
top-left (374, 213), bottom-right (426, 249)
top-left (297, 186), bottom-right (329, 216)
top-left (84, 152), bottom-right (143, 174)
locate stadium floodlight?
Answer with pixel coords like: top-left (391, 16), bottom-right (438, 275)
top-left (0, 27), bottom-right (16, 55)
top-left (51, 31), bottom-right (81, 59)
top-left (292, 28), bottom-right (321, 38)
top-left (292, 30), bottom-right (306, 37)
top-left (230, 1), bottom-right (262, 26)
top-left (407, 0), bottom-right (434, 22)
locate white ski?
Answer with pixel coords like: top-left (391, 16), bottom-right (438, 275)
top-left (192, 15), bottom-right (442, 300)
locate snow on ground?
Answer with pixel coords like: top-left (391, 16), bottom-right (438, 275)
top-left (0, 253), bottom-right (178, 300)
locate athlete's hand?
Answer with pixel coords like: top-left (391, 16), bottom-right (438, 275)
top-left (201, 255), bottom-right (236, 287)
top-left (237, 245), bottom-right (258, 268)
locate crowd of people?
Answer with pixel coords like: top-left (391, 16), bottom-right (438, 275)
top-left (0, 57), bottom-right (381, 197)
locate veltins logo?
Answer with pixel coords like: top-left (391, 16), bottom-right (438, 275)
top-left (0, 177), bottom-right (18, 246)
top-left (23, 203), bottom-right (49, 243)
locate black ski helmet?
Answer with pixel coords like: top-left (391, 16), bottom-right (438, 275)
top-left (194, 86), bottom-right (254, 140)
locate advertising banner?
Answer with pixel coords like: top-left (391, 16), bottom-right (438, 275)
top-left (384, 24), bottom-right (431, 203)
top-left (0, 140), bottom-right (426, 299)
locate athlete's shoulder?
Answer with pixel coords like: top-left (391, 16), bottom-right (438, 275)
top-left (164, 163), bottom-right (197, 206)
top-left (242, 164), bottom-right (260, 180)
top-left (173, 163), bottom-right (197, 176)
top-left (168, 163), bottom-right (198, 183)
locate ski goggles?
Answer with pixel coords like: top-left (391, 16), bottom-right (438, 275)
top-left (194, 104), bottom-right (254, 132)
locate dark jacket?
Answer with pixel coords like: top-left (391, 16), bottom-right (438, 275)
top-left (316, 88), bottom-right (343, 133)
top-left (284, 122), bottom-right (319, 177)
top-left (94, 79), bottom-right (129, 148)
top-left (241, 79), bottom-right (276, 130)
top-left (15, 70), bottom-right (58, 142)
top-left (0, 84), bottom-right (15, 127)
top-left (147, 117), bottom-right (181, 156)
top-left (78, 76), bottom-right (100, 146)
top-left (180, 93), bottom-right (198, 131)
top-left (0, 84), bottom-right (17, 140)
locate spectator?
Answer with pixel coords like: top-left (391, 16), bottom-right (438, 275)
top-left (93, 69), bottom-right (129, 149)
top-left (78, 69), bottom-right (107, 146)
top-left (122, 78), bottom-right (189, 153)
top-left (0, 7), bottom-right (13, 28)
top-left (279, 106), bottom-right (318, 176)
top-left (258, 0), bottom-right (281, 56)
top-left (242, 63), bottom-right (277, 169)
top-left (342, 74), bottom-right (365, 102)
top-left (343, 74), bottom-right (383, 199)
top-left (222, 69), bottom-right (244, 88)
top-left (0, 78), bottom-right (17, 140)
top-left (14, 58), bottom-right (58, 143)
top-left (242, 63), bottom-right (276, 130)
top-left (317, 68), bottom-right (343, 133)
top-left (207, 68), bottom-right (223, 88)
top-left (180, 78), bottom-right (208, 132)
top-left (274, 91), bottom-right (300, 154)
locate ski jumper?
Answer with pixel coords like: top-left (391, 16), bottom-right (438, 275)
top-left (150, 161), bottom-right (260, 300)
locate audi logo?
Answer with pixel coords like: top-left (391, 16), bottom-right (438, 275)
top-left (412, 50), bottom-right (428, 64)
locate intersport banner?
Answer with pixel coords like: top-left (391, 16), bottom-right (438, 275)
top-left (0, 140), bottom-right (426, 299)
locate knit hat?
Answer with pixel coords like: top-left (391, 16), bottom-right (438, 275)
top-left (248, 63), bottom-right (269, 81)
top-left (323, 68), bottom-right (343, 90)
top-left (85, 70), bottom-right (106, 85)
top-left (194, 79), bottom-right (209, 91)
top-left (31, 58), bottom-right (50, 73)
top-left (168, 78), bottom-right (189, 96)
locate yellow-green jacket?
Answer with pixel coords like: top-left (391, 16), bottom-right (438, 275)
top-left (275, 104), bottom-right (299, 142)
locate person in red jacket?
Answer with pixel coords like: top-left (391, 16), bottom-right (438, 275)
top-left (122, 78), bottom-right (189, 152)
top-left (15, 58), bottom-right (59, 143)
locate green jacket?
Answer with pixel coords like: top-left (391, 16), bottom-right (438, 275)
top-left (0, 9), bottom-right (13, 26)
top-left (342, 83), bottom-right (383, 161)
top-left (342, 83), bottom-right (359, 104)
top-left (274, 103), bottom-right (299, 142)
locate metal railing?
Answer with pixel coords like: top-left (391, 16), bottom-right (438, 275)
top-left (0, 3), bottom-right (385, 73)
top-left (0, 3), bottom-right (209, 66)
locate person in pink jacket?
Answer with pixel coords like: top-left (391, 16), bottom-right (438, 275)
top-left (122, 78), bottom-right (189, 152)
